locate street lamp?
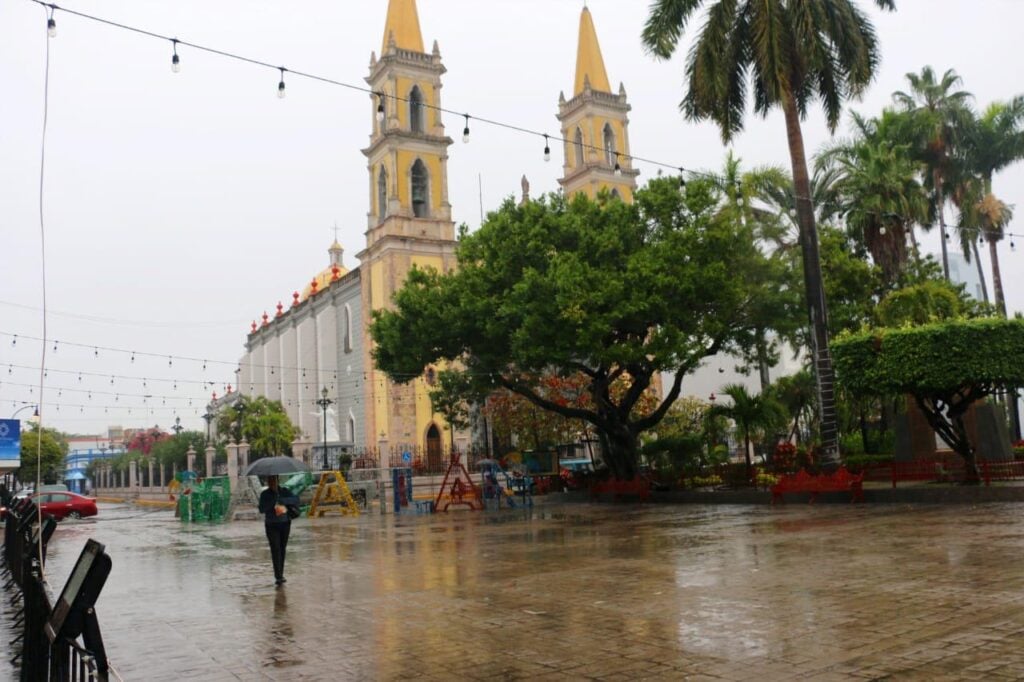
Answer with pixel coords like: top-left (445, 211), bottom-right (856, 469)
top-left (11, 404), bottom-right (40, 424)
top-left (171, 416), bottom-right (183, 436)
top-left (315, 386), bottom-right (333, 471)
top-left (202, 408), bottom-right (215, 445)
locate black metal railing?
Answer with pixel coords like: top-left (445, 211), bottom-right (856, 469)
top-left (1, 500), bottom-right (110, 681)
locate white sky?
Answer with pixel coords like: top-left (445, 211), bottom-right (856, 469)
top-left (2, 0), bottom-right (1023, 435)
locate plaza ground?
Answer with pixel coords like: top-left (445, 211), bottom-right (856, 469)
top-left (5, 501), bottom-right (1024, 680)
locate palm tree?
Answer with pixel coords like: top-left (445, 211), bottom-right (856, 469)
top-left (816, 111), bottom-right (930, 284)
top-left (962, 97), bottom-right (1024, 315)
top-left (643, 0), bottom-right (896, 467)
top-left (710, 383), bottom-right (786, 482)
top-left (893, 67), bottom-right (974, 281)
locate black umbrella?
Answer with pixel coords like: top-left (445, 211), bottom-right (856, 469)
top-left (244, 456), bottom-right (310, 477)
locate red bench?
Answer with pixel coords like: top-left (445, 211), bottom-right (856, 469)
top-left (771, 467), bottom-right (864, 504)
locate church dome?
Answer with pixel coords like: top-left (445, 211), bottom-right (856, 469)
top-left (300, 240), bottom-right (348, 302)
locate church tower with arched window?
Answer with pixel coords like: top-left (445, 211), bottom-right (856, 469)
top-left (557, 6), bottom-right (639, 201)
top-left (358, 0), bottom-right (460, 452)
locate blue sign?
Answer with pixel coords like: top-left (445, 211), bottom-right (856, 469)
top-left (0, 419), bottom-right (21, 467)
top-left (402, 450), bottom-right (412, 463)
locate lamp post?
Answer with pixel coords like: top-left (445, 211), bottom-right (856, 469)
top-left (171, 416), bottom-right (183, 436)
top-left (316, 386), bottom-right (333, 471)
top-left (10, 404), bottom-right (40, 424)
top-left (202, 408), bottom-right (215, 445)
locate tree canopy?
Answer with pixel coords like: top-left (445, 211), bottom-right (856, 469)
top-left (18, 425), bottom-right (67, 485)
top-left (833, 318), bottom-right (1024, 478)
top-left (371, 178), bottom-right (786, 479)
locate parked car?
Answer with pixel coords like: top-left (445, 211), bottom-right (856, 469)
top-left (33, 491), bottom-right (98, 521)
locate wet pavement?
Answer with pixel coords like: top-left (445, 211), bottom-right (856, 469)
top-left (5, 501), bottom-right (1024, 680)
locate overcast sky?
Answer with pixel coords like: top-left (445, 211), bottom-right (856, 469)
top-left (3, 0), bottom-right (1023, 436)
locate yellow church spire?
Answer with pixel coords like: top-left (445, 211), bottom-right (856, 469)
top-left (574, 6), bottom-right (611, 95)
top-left (381, 0), bottom-right (425, 54)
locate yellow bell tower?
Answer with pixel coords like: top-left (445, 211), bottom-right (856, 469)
top-left (558, 6), bottom-right (639, 201)
top-left (359, 0), bottom-right (459, 452)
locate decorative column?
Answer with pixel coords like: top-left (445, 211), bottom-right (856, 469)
top-left (205, 444), bottom-right (215, 478)
top-left (159, 463), bottom-right (165, 489)
top-left (227, 440), bottom-right (239, 481)
top-left (186, 445), bottom-right (196, 473)
top-left (129, 460), bottom-right (138, 491)
top-left (238, 439), bottom-right (250, 473)
top-left (147, 459), bottom-right (154, 490)
top-left (172, 462), bottom-right (178, 485)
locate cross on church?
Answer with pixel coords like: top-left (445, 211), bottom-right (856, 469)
top-left (332, 222), bottom-right (340, 243)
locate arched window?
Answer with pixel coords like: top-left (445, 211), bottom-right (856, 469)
top-left (377, 166), bottom-right (388, 220)
top-left (603, 123), bottom-right (617, 165)
top-left (343, 304), bottom-right (352, 353)
top-left (574, 127), bottom-right (585, 167)
top-left (411, 159), bottom-right (429, 218)
top-left (409, 86), bottom-right (424, 133)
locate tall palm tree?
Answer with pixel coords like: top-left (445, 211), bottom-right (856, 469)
top-left (816, 111), bottom-right (930, 284)
top-left (893, 67), bottom-right (974, 281)
top-left (710, 383), bottom-right (785, 481)
top-left (962, 97), bottom-right (1024, 316)
top-left (643, 0), bottom-right (895, 467)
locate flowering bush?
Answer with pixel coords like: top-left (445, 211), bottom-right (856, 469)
top-left (686, 474), bottom-right (723, 488)
top-left (755, 471), bottom-right (779, 488)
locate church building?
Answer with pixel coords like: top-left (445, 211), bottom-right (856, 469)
top-left (235, 1), bottom-right (637, 458)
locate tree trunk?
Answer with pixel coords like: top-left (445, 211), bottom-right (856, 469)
top-left (908, 225), bottom-right (921, 264)
top-left (781, 91), bottom-right (840, 467)
top-left (951, 413), bottom-right (981, 484)
top-left (971, 239), bottom-right (989, 304)
top-left (988, 236), bottom-right (1007, 317)
top-left (935, 170), bottom-right (950, 281)
top-left (599, 426), bottom-right (639, 480)
top-left (743, 431), bottom-right (752, 484)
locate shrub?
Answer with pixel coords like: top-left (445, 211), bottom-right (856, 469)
top-left (772, 442), bottom-right (797, 472)
top-left (755, 471), bottom-right (779, 488)
top-left (843, 453), bottom-right (894, 472)
top-left (686, 474), bottom-right (723, 488)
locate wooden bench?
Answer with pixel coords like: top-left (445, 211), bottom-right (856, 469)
top-left (771, 467), bottom-right (864, 504)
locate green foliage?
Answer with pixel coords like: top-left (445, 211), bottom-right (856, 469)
top-left (833, 318), bottom-right (1024, 396)
top-left (641, 433), bottom-right (704, 479)
top-left (876, 281), bottom-right (962, 326)
top-left (427, 369), bottom-right (480, 436)
top-left (842, 454), bottom-right (895, 472)
top-left (151, 431), bottom-right (206, 472)
top-left (18, 425), bottom-right (67, 484)
top-left (834, 318), bottom-right (1024, 473)
top-left (371, 178), bottom-right (784, 479)
top-left (216, 396), bottom-right (295, 456)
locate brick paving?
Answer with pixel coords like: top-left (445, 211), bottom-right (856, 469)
top-left (8, 501), bottom-right (1024, 680)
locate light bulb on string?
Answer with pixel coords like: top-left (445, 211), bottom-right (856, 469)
top-left (47, 10), bottom-right (56, 38)
top-left (11, 335), bottom-right (15, 347)
top-left (462, 114), bottom-right (470, 143)
top-left (879, 226), bottom-right (887, 236)
top-left (543, 135), bottom-right (551, 162)
top-left (614, 153), bottom-right (622, 176)
top-left (277, 67), bottom-right (287, 98)
top-left (94, 347), bottom-right (99, 357)
top-left (679, 168), bottom-right (687, 194)
top-left (131, 352), bottom-right (135, 363)
top-left (376, 92), bottom-right (385, 122)
top-left (53, 341), bottom-right (58, 353)
top-left (1011, 238), bottom-right (1017, 252)
top-left (171, 39), bottom-right (180, 73)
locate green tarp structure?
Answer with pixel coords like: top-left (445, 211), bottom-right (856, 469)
top-left (178, 475), bottom-right (232, 523)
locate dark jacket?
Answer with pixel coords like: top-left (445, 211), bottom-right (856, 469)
top-left (258, 487), bottom-right (300, 525)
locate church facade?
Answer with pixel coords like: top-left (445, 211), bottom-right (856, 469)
top-left (235, 0), bottom-right (637, 457)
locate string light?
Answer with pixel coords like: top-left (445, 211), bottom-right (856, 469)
top-left (543, 135), bottom-right (551, 162)
top-left (678, 168), bottom-right (686, 194)
top-left (613, 153), bottom-right (622, 176)
top-left (277, 67), bottom-right (286, 99)
top-left (171, 38), bottom-right (180, 73)
top-left (462, 114), bottom-right (470, 143)
top-left (46, 7), bottom-right (56, 38)
top-left (376, 92), bottom-right (385, 123)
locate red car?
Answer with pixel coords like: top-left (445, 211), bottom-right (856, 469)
top-left (33, 491), bottom-right (98, 521)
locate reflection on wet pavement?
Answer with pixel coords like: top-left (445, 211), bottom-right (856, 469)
top-left (7, 502), bottom-right (1024, 680)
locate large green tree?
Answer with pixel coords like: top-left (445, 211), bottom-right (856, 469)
top-left (18, 425), bottom-right (67, 485)
top-left (833, 318), bottom-right (1024, 482)
top-left (642, 0), bottom-right (896, 465)
top-left (216, 395), bottom-right (295, 456)
top-left (371, 179), bottom-right (783, 479)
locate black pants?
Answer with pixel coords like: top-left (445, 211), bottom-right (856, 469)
top-left (265, 522), bottom-right (291, 581)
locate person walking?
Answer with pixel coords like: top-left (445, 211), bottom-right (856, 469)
top-left (257, 475), bottom-right (299, 586)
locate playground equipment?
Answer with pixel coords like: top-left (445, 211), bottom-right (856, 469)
top-left (308, 470), bottom-right (361, 517)
top-left (434, 454), bottom-right (483, 512)
top-left (478, 460), bottom-right (533, 509)
top-left (391, 467), bottom-right (414, 513)
top-left (177, 475), bottom-right (232, 523)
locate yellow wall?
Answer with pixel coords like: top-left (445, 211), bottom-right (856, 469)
top-left (395, 150), bottom-right (443, 211)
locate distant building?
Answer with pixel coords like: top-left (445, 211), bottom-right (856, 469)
top-left (946, 251), bottom-right (985, 301)
top-left (64, 432), bottom-right (123, 494)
